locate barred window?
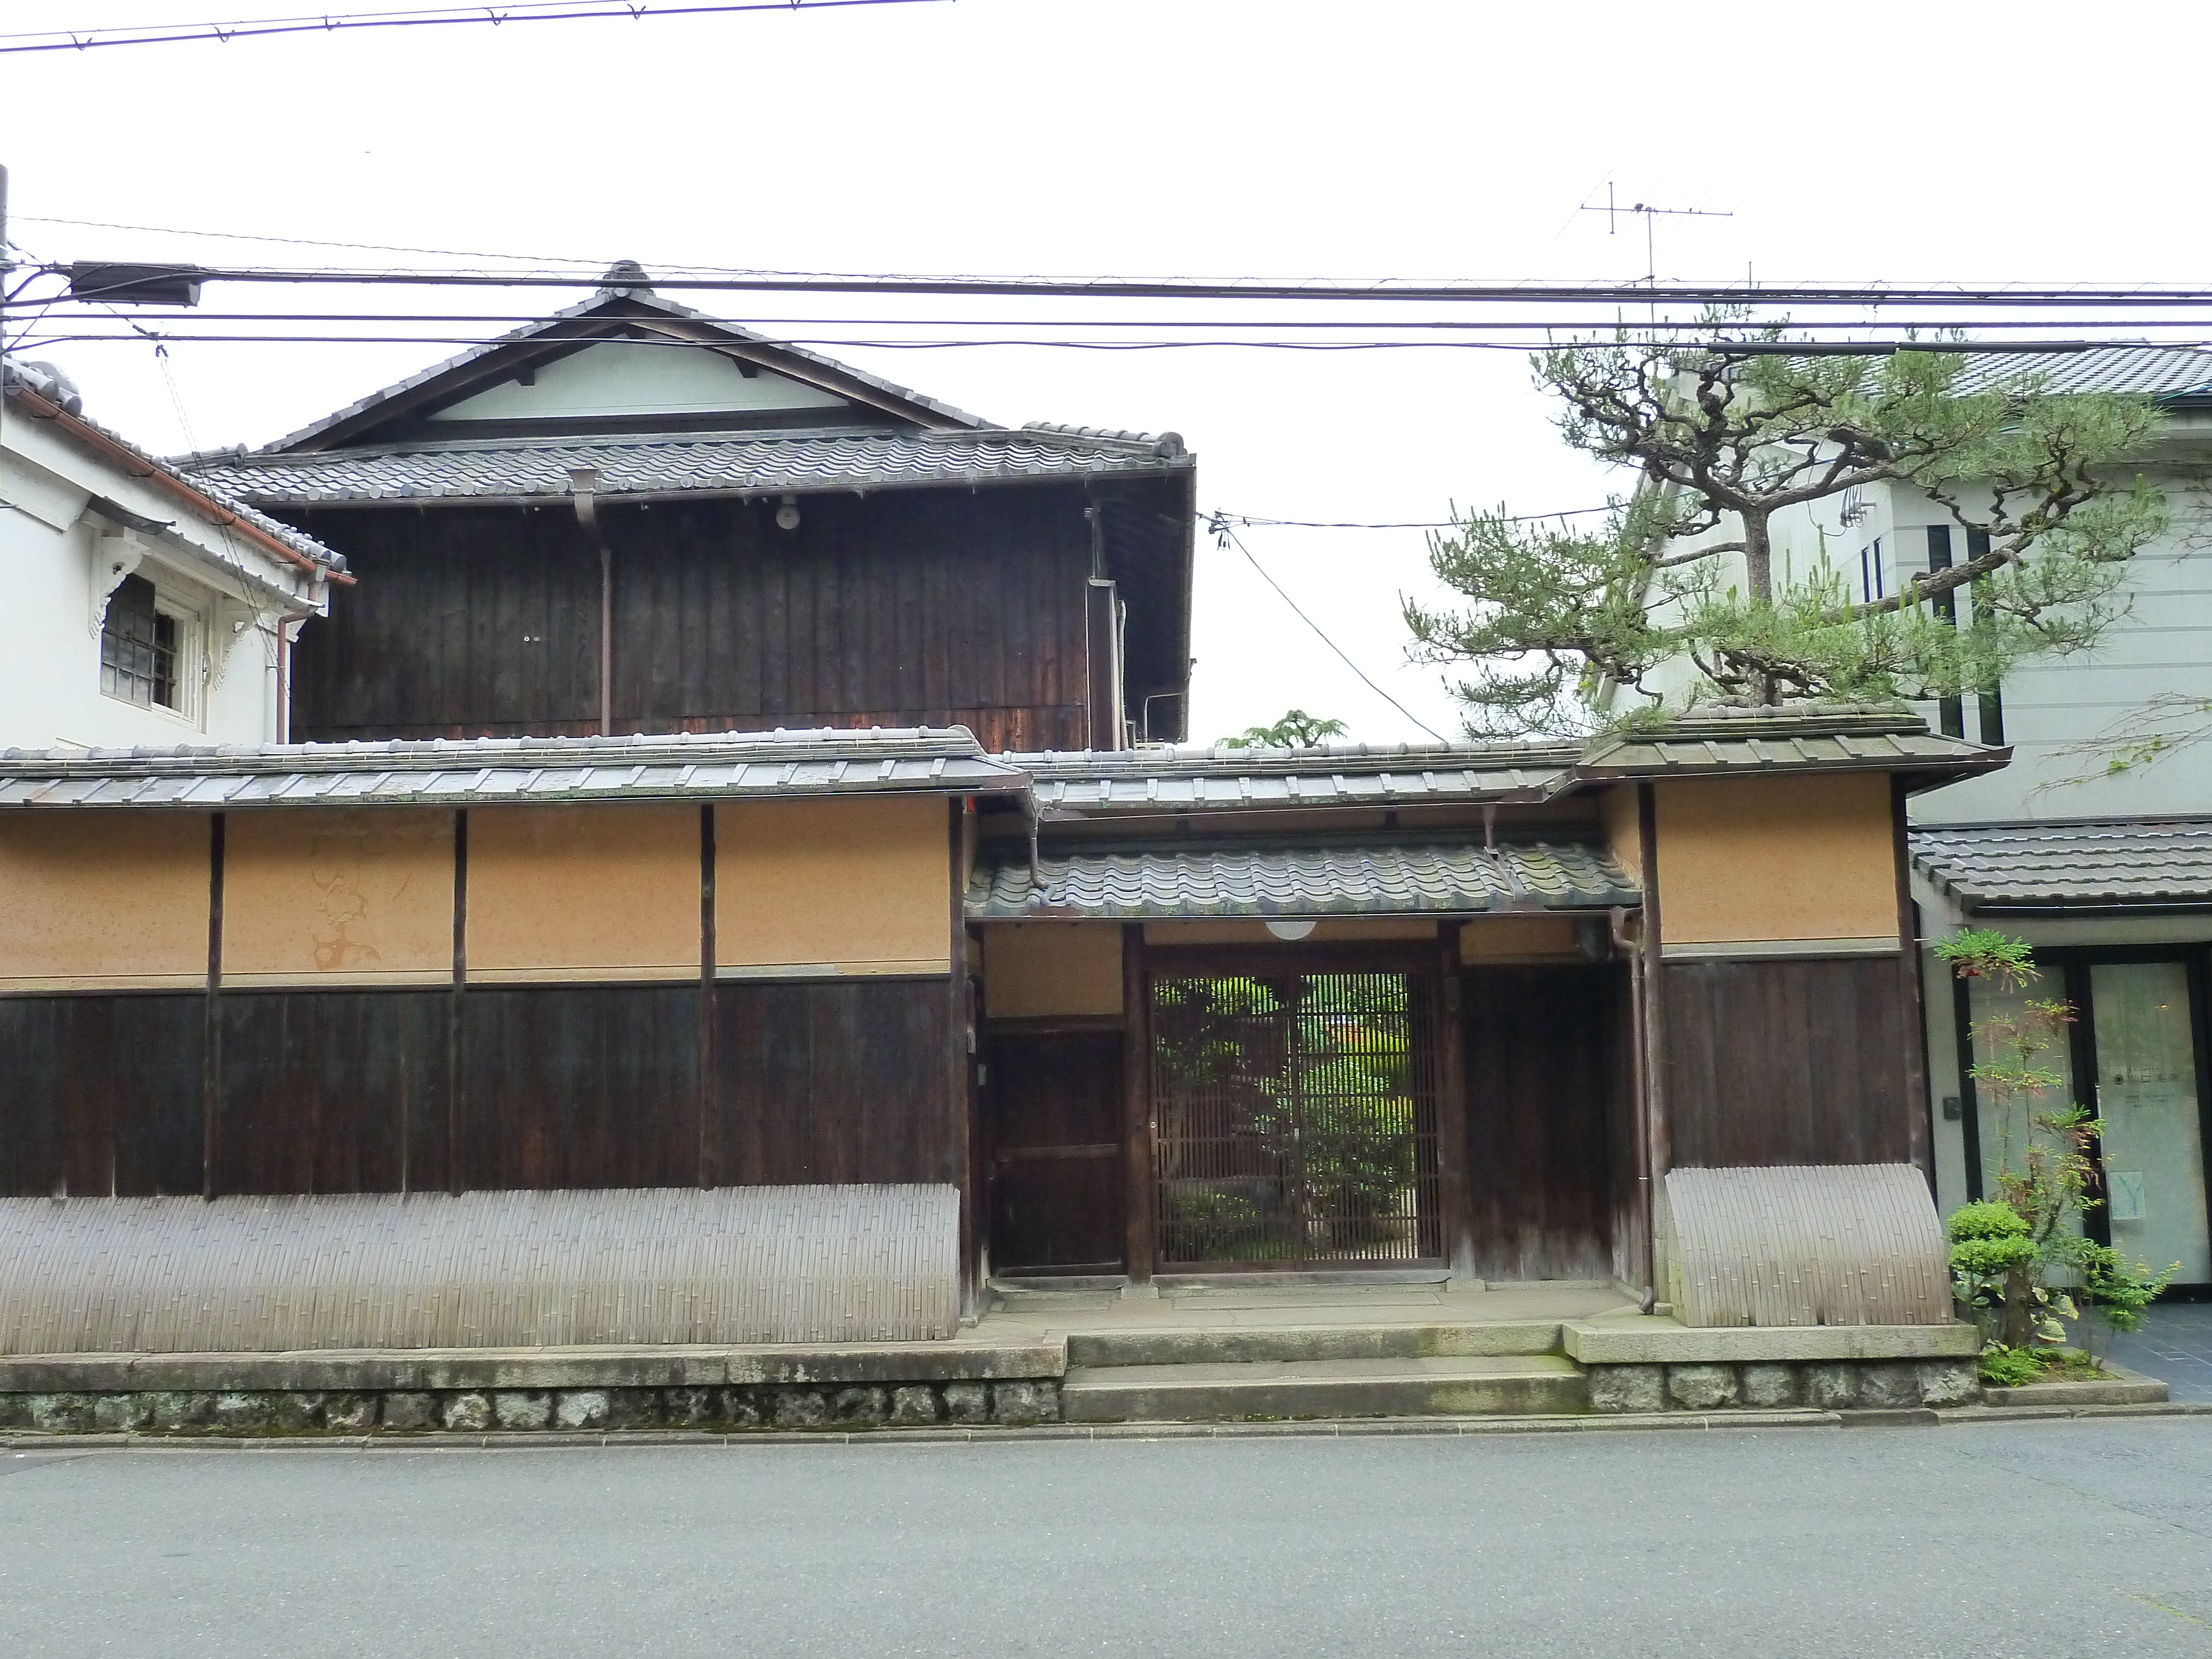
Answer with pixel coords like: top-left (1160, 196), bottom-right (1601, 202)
top-left (100, 573), bottom-right (181, 710)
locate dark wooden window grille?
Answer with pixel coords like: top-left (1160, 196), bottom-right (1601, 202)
top-left (100, 573), bottom-right (180, 710)
top-left (1150, 969), bottom-right (1441, 1269)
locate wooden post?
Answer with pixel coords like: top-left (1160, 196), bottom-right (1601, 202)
top-left (1892, 775), bottom-right (1934, 1185)
top-left (447, 808), bottom-right (467, 1196)
top-left (698, 803), bottom-right (717, 1189)
top-left (948, 799), bottom-right (981, 1317)
top-left (1433, 923), bottom-right (1475, 1284)
top-left (1637, 782), bottom-right (1670, 1292)
top-left (1121, 922), bottom-right (1156, 1291)
top-left (201, 812), bottom-right (225, 1200)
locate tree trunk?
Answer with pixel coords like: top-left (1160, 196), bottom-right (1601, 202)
top-left (1743, 510), bottom-right (1774, 603)
top-left (2001, 1265), bottom-right (2036, 1349)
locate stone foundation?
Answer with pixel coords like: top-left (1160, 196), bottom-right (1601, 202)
top-left (0, 1379), bottom-right (1064, 1437)
top-left (1585, 1357), bottom-right (1978, 1413)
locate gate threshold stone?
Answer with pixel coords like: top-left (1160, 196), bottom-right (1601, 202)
top-left (1061, 1354), bottom-right (1588, 1421)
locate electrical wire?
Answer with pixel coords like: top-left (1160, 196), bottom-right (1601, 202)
top-left (1208, 517), bottom-right (1448, 743)
top-left (30, 267), bottom-right (2212, 306)
top-left (1215, 508), bottom-right (1615, 530)
top-left (21, 331), bottom-right (2212, 356)
top-left (0, 0), bottom-right (942, 55)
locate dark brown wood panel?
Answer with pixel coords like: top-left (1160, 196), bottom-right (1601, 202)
top-left (459, 984), bottom-right (700, 1190)
top-left (290, 487), bottom-right (1103, 749)
top-left (712, 977), bottom-right (955, 1186)
top-left (1663, 954), bottom-right (1913, 1168)
top-left (0, 994), bottom-right (204, 1198)
top-left (1462, 965), bottom-right (1624, 1282)
top-left (985, 1029), bottom-right (1124, 1272)
top-left (215, 990), bottom-right (448, 1194)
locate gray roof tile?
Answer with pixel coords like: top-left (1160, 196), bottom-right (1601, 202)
top-left (182, 425), bottom-right (1190, 506)
top-left (0, 728), bottom-right (1024, 809)
top-left (966, 840), bottom-right (1637, 920)
top-left (1911, 818), bottom-right (2212, 910)
top-left (1951, 345), bottom-right (2212, 400)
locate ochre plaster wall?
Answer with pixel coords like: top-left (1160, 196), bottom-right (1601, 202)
top-left (1598, 784), bottom-right (1642, 881)
top-left (716, 796), bottom-right (950, 977)
top-left (468, 804), bottom-right (701, 981)
top-left (1652, 774), bottom-right (1898, 947)
top-left (1459, 915), bottom-right (1583, 962)
top-left (0, 813), bottom-right (208, 989)
top-left (983, 921), bottom-right (1123, 1019)
top-left (222, 809), bottom-right (454, 987)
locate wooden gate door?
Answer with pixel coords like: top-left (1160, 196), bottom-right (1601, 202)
top-left (984, 1030), bottom-right (1125, 1275)
top-left (1149, 962), bottom-right (1442, 1270)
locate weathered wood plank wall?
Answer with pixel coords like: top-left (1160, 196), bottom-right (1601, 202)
top-left (1662, 955), bottom-right (1913, 1167)
top-left (289, 489), bottom-right (1099, 752)
top-left (1460, 964), bottom-right (1623, 1282)
top-left (0, 980), bottom-right (951, 1198)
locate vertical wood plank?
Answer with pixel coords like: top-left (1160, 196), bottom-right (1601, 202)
top-left (1121, 924), bottom-right (1154, 1285)
top-left (1433, 924), bottom-right (1475, 1281)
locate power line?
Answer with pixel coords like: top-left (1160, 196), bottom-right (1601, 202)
top-left (0, 0), bottom-right (942, 55)
top-left (1215, 508), bottom-right (1615, 531)
top-left (28, 267), bottom-right (2212, 307)
top-left (1207, 515), bottom-right (1448, 743)
top-left (22, 330), bottom-right (2212, 356)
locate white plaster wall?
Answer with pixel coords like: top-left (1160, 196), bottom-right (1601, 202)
top-left (1, 414), bottom-right (317, 752)
top-left (428, 341), bottom-right (848, 423)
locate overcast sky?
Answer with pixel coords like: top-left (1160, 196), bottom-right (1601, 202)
top-left (6, 0), bottom-right (2207, 744)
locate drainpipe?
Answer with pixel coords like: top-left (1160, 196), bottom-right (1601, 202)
top-left (1610, 905), bottom-right (1657, 1313)
top-left (570, 468), bottom-right (613, 735)
top-left (1022, 786), bottom-right (1044, 894)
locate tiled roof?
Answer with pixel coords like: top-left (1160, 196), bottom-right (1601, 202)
top-left (182, 425), bottom-right (1191, 506)
top-left (966, 839), bottom-right (1637, 920)
top-left (1575, 709), bottom-right (2000, 783)
top-left (1011, 709), bottom-right (1999, 813)
top-left (3, 359), bottom-right (346, 573)
top-left (1951, 345), bottom-right (2212, 400)
top-left (1020, 740), bottom-right (1577, 812)
top-left (0, 728), bottom-right (1025, 809)
top-left (1911, 818), bottom-right (2212, 910)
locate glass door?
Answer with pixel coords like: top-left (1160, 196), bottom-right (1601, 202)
top-left (2088, 961), bottom-right (2212, 1284)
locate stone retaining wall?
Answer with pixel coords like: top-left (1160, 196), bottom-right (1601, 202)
top-left (0, 1379), bottom-right (1063, 1437)
top-left (1585, 1358), bottom-right (1978, 1413)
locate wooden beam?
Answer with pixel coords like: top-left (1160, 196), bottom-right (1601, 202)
top-left (1434, 924), bottom-right (1475, 1282)
top-left (1893, 775), bottom-right (1934, 1185)
top-left (201, 812), bottom-right (225, 1199)
top-left (1121, 923), bottom-right (1156, 1288)
top-left (1637, 782), bottom-right (1670, 1288)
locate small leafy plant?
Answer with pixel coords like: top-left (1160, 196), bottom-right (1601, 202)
top-left (1939, 933), bottom-right (2180, 1373)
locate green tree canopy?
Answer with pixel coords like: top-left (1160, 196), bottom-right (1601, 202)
top-left (1219, 709), bottom-right (1349, 748)
top-left (1404, 319), bottom-right (2167, 737)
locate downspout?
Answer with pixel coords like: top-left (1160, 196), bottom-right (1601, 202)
top-left (570, 468), bottom-right (613, 735)
top-left (1610, 904), bottom-right (1656, 1313)
top-left (1022, 785), bottom-right (1044, 893)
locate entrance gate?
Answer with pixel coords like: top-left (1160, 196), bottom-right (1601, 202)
top-left (1149, 963), bottom-right (1442, 1270)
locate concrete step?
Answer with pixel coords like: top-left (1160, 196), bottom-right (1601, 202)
top-left (1066, 1322), bottom-right (1564, 1369)
top-left (1061, 1354), bottom-right (1589, 1422)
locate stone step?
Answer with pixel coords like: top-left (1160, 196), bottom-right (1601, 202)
top-left (1061, 1354), bottom-right (1588, 1422)
top-left (1066, 1321), bottom-right (1563, 1369)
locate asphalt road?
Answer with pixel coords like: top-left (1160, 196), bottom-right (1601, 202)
top-left (4, 1421), bottom-right (2211, 1658)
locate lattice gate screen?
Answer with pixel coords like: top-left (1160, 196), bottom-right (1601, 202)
top-left (1150, 969), bottom-right (1442, 1269)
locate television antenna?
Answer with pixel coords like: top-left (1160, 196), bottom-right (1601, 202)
top-left (1579, 183), bottom-right (1733, 287)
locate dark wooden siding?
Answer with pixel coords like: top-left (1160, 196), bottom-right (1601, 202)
top-left (984, 1029), bottom-right (1124, 1272)
top-left (1663, 954), bottom-right (1913, 1167)
top-left (711, 978), bottom-right (953, 1186)
top-left (1461, 966), bottom-right (1623, 1281)
top-left (0, 994), bottom-right (204, 1198)
top-left (217, 990), bottom-right (448, 1194)
top-left (0, 979), bottom-right (954, 1198)
top-left (290, 488), bottom-right (1098, 752)
top-left (461, 985), bottom-right (700, 1190)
